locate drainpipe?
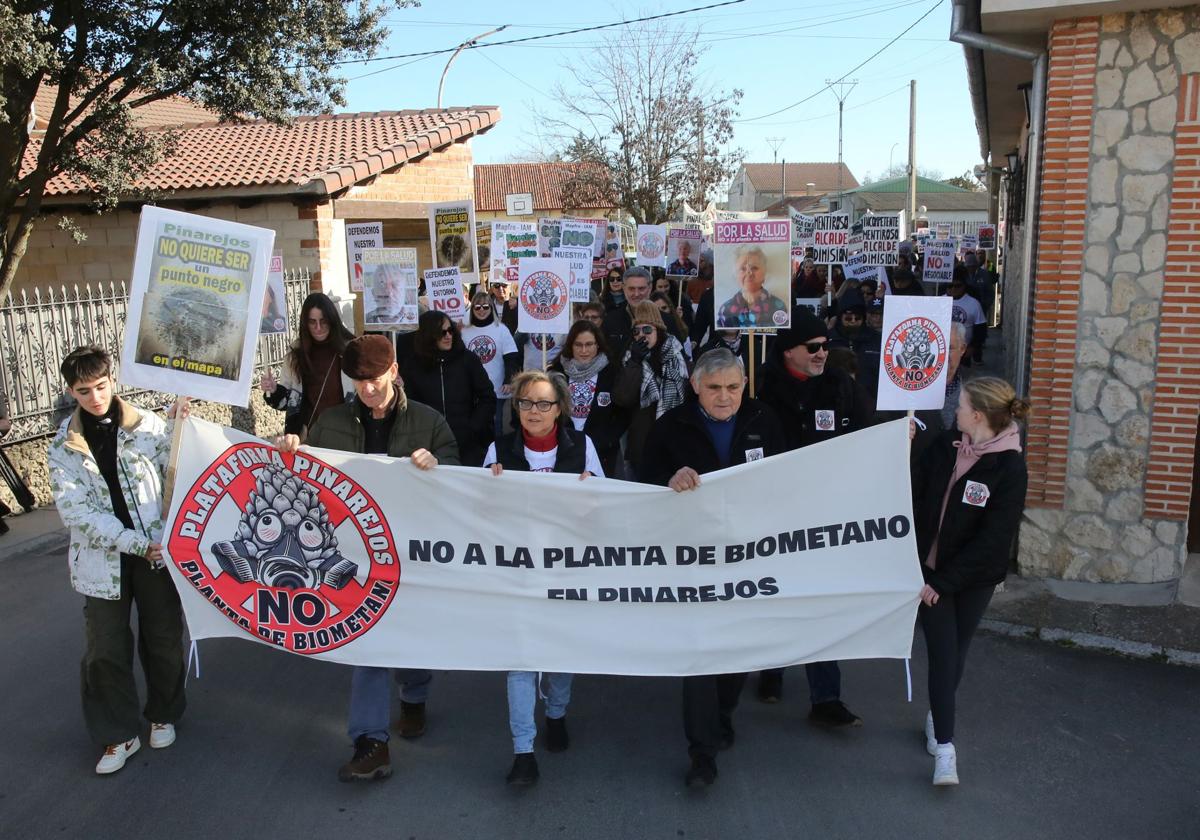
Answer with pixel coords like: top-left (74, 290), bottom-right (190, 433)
top-left (950, 0), bottom-right (1046, 395)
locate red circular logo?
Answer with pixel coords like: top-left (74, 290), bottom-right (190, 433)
top-left (167, 444), bottom-right (400, 654)
top-left (638, 232), bottom-right (665, 258)
top-left (467, 334), bottom-right (497, 364)
top-left (519, 270), bottom-right (568, 320)
top-left (883, 316), bottom-right (947, 392)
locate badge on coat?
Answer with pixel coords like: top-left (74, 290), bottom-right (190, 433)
top-left (815, 410), bottom-right (836, 431)
top-left (596, 392), bottom-right (611, 407)
top-left (962, 480), bottom-right (990, 507)
top-left (744, 447), bottom-right (764, 462)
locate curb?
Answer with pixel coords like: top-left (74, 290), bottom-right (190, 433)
top-left (980, 618), bottom-right (1200, 669)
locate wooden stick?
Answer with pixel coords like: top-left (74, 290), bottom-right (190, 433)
top-left (160, 399), bottom-right (187, 517)
top-left (748, 331), bottom-right (757, 399)
top-left (542, 334), bottom-right (548, 372)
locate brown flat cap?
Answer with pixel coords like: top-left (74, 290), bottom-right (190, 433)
top-left (342, 334), bottom-right (395, 379)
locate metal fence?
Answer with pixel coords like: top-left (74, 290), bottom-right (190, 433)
top-left (0, 268), bottom-right (311, 443)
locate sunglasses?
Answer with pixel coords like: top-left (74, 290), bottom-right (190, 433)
top-left (634, 324), bottom-right (655, 336)
top-left (516, 399), bottom-right (556, 412)
top-left (802, 341), bottom-right (828, 354)
top-left (440, 327), bottom-right (455, 336)
top-left (472, 304), bottom-right (492, 311)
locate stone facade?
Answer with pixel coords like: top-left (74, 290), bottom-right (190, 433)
top-left (1020, 10), bottom-right (1198, 589)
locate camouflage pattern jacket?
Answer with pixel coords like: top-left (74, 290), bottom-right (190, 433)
top-left (47, 398), bottom-right (171, 600)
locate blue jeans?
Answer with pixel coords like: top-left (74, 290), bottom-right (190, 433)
top-left (346, 666), bottom-right (432, 743)
top-left (507, 671), bottom-right (572, 754)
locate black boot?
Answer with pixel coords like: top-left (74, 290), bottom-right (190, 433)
top-left (506, 752), bottom-right (539, 786)
top-left (685, 753), bottom-right (717, 788)
top-left (545, 716), bottom-right (569, 752)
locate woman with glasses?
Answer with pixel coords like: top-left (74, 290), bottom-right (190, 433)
top-left (483, 369), bottom-right (602, 787)
top-left (399, 311), bottom-right (496, 467)
top-left (549, 320), bottom-right (628, 478)
top-left (613, 300), bottom-right (689, 476)
top-left (261, 292), bottom-right (355, 439)
top-left (600, 268), bottom-right (626, 312)
top-left (462, 291), bottom-right (521, 438)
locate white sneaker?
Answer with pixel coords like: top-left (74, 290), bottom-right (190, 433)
top-left (150, 723), bottom-right (176, 749)
top-left (933, 743), bottom-right (959, 786)
top-left (96, 737), bottom-right (140, 775)
top-left (925, 711), bottom-right (937, 756)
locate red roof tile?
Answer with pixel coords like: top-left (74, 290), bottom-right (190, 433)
top-left (474, 162), bottom-right (615, 212)
top-left (31, 84), bottom-right (221, 130)
top-left (742, 162), bottom-right (859, 193)
top-left (23, 107), bottom-right (501, 199)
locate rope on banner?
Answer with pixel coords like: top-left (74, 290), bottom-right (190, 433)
top-left (186, 639), bottom-right (201, 684)
top-left (904, 658), bottom-right (912, 703)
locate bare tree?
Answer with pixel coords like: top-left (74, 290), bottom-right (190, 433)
top-left (539, 22), bottom-right (743, 225)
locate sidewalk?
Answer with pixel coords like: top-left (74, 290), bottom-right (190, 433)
top-left (0, 506), bottom-right (67, 560)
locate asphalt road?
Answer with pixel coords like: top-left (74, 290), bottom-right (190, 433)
top-left (3, 544), bottom-right (1198, 840)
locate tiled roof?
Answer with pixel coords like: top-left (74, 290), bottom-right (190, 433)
top-left (24, 107), bottom-right (501, 198)
top-left (741, 162), bottom-right (859, 193)
top-left (474, 162), bottom-right (615, 212)
top-left (854, 191), bottom-right (989, 212)
top-left (31, 84), bottom-right (221, 130)
top-left (762, 195), bottom-right (826, 215)
top-left (843, 175), bottom-right (969, 194)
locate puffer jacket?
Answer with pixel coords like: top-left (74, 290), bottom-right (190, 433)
top-left (306, 390), bottom-right (461, 465)
top-left (48, 398), bottom-right (171, 600)
top-left (400, 347), bottom-right (496, 467)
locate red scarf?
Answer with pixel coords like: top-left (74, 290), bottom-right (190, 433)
top-left (522, 425), bottom-right (558, 452)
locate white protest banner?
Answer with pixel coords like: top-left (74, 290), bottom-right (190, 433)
top-left (959, 234), bottom-right (979, 253)
top-left (361, 248), bottom-right (418, 329)
top-left (538, 217), bottom-right (564, 257)
top-left (428, 201), bottom-right (479, 285)
top-left (122, 206), bottom-right (273, 407)
top-left (345, 221), bottom-right (383, 293)
top-left (844, 252), bottom-right (878, 284)
top-left (848, 220), bottom-right (864, 255)
top-left (789, 208), bottom-right (815, 249)
top-left (712, 220), bottom-right (791, 330)
top-left (715, 209), bottom-right (768, 222)
top-left (491, 221), bottom-right (536, 282)
top-left (499, 225), bottom-right (539, 284)
top-left (636, 224), bottom-right (667, 267)
top-left (876, 295), bottom-right (953, 411)
top-left (922, 239), bottom-right (957, 289)
top-left (163, 417), bottom-right (921, 674)
top-left (424, 267), bottom-right (467, 323)
top-left (517, 257), bottom-right (572, 335)
top-left (977, 224), bottom-right (996, 250)
top-left (560, 219), bottom-right (600, 257)
top-left (935, 222), bottom-right (952, 240)
top-left (794, 297), bottom-right (823, 318)
top-left (260, 251), bottom-right (287, 335)
top-left (666, 228), bottom-right (702, 278)
top-left (813, 212), bottom-right (850, 266)
top-left (552, 246), bottom-right (594, 304)
top-left (860, 212), bottom-right (904, 267)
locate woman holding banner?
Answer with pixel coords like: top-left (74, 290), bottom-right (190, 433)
top-left (261, 293), bottom-right (355, 438)
top-left (400, 311), bottom-right (496, 467)
top-left (912, 377), bottom-right (1030, 787)
top-left (484, 370), bottom-right (602, 787)
top-left (549, 321), bottom-right (628, 477)
top-left (613, 301), bottom-right (689, 475)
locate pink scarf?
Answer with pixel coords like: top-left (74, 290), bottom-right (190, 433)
top-left (926, 423), bottom-right (1022, 569)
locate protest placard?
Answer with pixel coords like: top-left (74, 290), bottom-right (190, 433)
top-left (844, 252), bottom-right (878, 284)
top-left (476, 224), bottom-right (491, 281)
top-left (813, 212), bottom-right (850, 266)
top-left (977, 224), bottom-right (996, 250)
top-left (121, 206), bottom-right (273, 407)
top-left (935, 222), bottom-right (952, 240)
top-left (361, 247), bottom-right (418, 329)
top-left (560, 219), bottom-right (600, 256)
top-left (921, 239), bottom-right (957, 290)
top-left (552, 246), bottom-right (594, 304)
top-left (849, 220), bottom-right (864, 255)
top-left (860, 212), bottom-right (904, 267)
top-left (491, 221), bottom-right (536, 283)
top-left (959, 233), bottom-right (979, 253)
top-left (164, 417), bottom-right (921, 673)
top-left (428, 201), bottom-right (478, 285)
top-left (517, 257), bottom-right (573, 335)
top-left (665, 228), bottom-right (702, 278)
top-left (260, 251), bottom-right (287, 335)
top-left (538, 217), bottom-right (564, 257)
top-left (794, 297), bottom-right (823, 318)
top-left (605, 222), bottom-right (624, 262)
top-left (636, 224), bottom-right (667, 267)
top-left (876, 295), bottom-right (953, 411)
top-left (789, 209), bottom-right (815, 249)
top-left (344, 221), bottom-right (383, 293)
top-left (712, 220), bottom-right (791, 330)
top-left (424, 267), bottom-right (467, 323)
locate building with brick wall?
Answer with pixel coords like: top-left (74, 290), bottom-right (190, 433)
top-left (956, 1), bottom-right (1200, 602)
top-left (473, 162), bottom-right (618, 223)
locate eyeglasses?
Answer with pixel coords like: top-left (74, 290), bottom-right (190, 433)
top-left (573, 341), bottom-right (598, 350)
top-left (516, 399), bottom-right (556, 412)
top-left (306, 317), bottom-right (328, 327)
top-left (634, 324), bottom-right (655, 336)
top-left (802, 341), bottom-right (828, 354)
top-left (440, 327), bottom-right (455, 336)
top-left (472, 304), bottom-right (491, 311)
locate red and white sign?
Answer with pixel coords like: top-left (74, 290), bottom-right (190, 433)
top-left (922, 239), bottom-right (957, 287)
top-left (977, 224), bottom-right (996, 250)
top-left (517, 257), bottom-right (572, 334)
top-left (636, 224), bottom-right (667, 266)
top-left (876, 295), bottom-right (953, 411)
top-left (424, 266), bottom-right (467, 323)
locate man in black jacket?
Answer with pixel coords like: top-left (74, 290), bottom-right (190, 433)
top-left (754, 310), bottom-right (872, 726)
top-left (640, 347), bottom-right (787, 789)
top-left (603, 267), bottom-right (684, 359)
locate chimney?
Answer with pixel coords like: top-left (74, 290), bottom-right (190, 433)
top-left (806, 182), bottom-right (815, 196)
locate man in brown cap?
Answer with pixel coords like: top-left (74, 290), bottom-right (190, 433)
top-left (276, 333), bottom-right (459, 783)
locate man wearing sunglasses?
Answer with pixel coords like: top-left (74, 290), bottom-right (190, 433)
top-left (753, 309), bottom-right (874, 724)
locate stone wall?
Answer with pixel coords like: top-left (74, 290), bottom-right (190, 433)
top-left (1019, 9), bottom-right (1197, 588)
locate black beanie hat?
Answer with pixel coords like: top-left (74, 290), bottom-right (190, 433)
top-left (776, 309), bottom-right (828, 351)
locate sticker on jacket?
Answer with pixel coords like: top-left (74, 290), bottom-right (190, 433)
top-left (815, 410), bottom-right (835, 431)
top-left (744, 447), bottom-right (764, 462)
top-left (963, 480), bottom-right (990, 507)
top-left (596, 391), bottom-right (611, 407)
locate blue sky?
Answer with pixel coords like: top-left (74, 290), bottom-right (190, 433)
top-left (341, 0), bottom-right (981, 190)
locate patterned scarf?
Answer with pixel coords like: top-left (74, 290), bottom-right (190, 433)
top-left (560, 353), bottom-right (609, 382)
top-left (627, 335), bottom-right (688, 417)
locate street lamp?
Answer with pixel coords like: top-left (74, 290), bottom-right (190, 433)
top-left (437, 25), bottom-right (508, 109)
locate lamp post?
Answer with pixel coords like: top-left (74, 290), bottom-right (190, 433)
top-left (437, 25), bottom-right (508, 108)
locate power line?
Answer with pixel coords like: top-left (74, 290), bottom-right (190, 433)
top-left (734, 0), bottom-right (945, 123)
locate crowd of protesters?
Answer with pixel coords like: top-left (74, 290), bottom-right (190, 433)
top-left (47, 235), bottom-right (1026, 793)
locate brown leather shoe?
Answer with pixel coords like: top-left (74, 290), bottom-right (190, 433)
top-left (337, 736), bottom-right (391, 782)
top-left (396, 701), bottom-right (426, 739)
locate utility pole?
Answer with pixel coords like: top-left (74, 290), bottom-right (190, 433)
top-left (826, 79), bottom-right (857, 212)
top-left (766, 137), bottom-right (784, 209)
top-left (437, 25), bottom-right (508, 108)
top-left (907, 80), bottom-right (917, 223)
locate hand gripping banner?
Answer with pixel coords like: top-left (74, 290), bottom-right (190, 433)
top-left (163, 418), bottom-right (923, 675)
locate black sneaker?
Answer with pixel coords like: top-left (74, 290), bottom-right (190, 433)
top-left (757, 669), bottom-right (783, 704)
top-left (337, 736), bottom-right (392, 782)
top-left (545, 716), bottom-right (569, 753)
top-left (506, 752), bottom-right (539, 786)
top-left (685, 753), bottom-right (717, 788)
top-left (808, 700), bottom-right (863, 727)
